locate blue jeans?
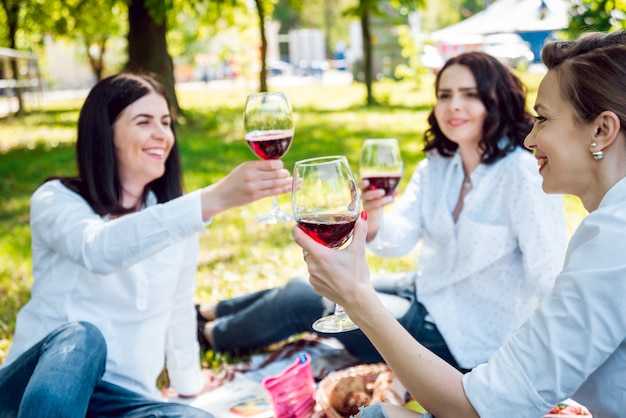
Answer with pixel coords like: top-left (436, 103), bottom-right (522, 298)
top-left (211, 274), bottom-right (464, 371)
top-left (0, 321), bottom-right (212, 418)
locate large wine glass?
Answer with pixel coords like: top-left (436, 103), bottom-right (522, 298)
top-left (292, 156), bottom-right (360, 333)
top-left (360, 138), bottom-right (403, 250)
top-left (244, 92), bottom-right (294, 223)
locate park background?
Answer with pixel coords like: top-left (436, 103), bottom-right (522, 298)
top-left (0, 0), bottom-right (624, 365)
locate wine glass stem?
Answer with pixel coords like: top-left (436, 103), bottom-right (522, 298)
top-left (270, 196), bottom-right (281, 216)
top-left (333, 304), bottom-right (351, 321)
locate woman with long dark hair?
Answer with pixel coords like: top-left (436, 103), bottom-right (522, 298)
top-left (0, 73), bottom-right (292, 417)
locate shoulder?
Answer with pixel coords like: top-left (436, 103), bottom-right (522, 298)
top-left (31, 179), bottom-right (86, 211)
top-left (32, 179), bottom-right (79, 199)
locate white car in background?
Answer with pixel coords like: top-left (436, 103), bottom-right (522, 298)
top-left (482, 33), bottom-right (535, 68)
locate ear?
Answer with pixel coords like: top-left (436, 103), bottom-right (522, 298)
top-left (592, 110), bottom-right (621, 150)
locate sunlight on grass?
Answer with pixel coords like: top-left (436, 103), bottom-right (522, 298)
top-left (0, 74), bottom-right (588, 364)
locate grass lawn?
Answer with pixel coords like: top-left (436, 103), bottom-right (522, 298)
top-left (0, 73), bottom-right (587, 364)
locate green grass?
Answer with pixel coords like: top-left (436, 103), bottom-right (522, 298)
top-left (0, 75), bottom-right (587, 363)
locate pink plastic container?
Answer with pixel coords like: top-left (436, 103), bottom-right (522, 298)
top-left (262, 352), bottom-right (316, 418)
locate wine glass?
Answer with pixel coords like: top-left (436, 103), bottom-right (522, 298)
top-left (292, 155), bottom-right (360, 333)
top-left (244, 92), bottom-right (294, 223)
top-left (360, 138), bottom-right (403, 250)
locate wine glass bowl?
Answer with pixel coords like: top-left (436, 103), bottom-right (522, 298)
top-left (360, 138), bottom-right (403, 250)
top-left (292, 156), bottom-right (360, 333)
top-left (244, 92), bottom-right (294, 223)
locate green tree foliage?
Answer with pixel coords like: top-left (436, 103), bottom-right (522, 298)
top-left (567, 0), bottom-right (626, 37)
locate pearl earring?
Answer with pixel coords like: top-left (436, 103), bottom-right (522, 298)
top-left (590, 142), bottom-right (604, 160)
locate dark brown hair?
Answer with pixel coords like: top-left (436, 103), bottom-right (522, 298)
top-left (541, 30), bottom-right (626, 133)
top-left (423, 51), bottom-right (534, 164)
top-left (51, 73), bottom-right (184, 216)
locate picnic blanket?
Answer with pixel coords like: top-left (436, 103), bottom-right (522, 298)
top-left (171, 335), bottom-right (362, 417)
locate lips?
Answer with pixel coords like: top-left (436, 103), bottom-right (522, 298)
top-left (536, 155), bottom-right (548, 174)
top-left (144, 148), bottom-right (165, 158)
top-left (448, 118), bottom-right (467, 127)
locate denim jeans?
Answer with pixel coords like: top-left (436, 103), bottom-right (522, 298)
top-left (0, 321), bottom-right (107, 418)
top-left (211, 273), bottom-right (464, 370)
top-left (0, 321), bottom-right (213, 418)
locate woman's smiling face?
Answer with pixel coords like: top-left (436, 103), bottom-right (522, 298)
top-left (434, 64), bottom-right (487, 149)
top-left (112, 92), bottom-right (174, 193)
top-left (524, 69), bottom-right (596, 196)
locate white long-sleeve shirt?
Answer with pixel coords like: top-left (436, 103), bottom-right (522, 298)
top-left (370, 147), bottom-right (568, 368)
top-left (3, 180), bottom-right (208, 399)
top-left (463, 176), bottom-right (626, 418)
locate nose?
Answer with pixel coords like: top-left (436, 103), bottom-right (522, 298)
top-left (153, 122), bottom-right (173, 140)
top-left (449, 94), bottom-right (462, 111)
top-left (523, 124), bottom-right (537, 151)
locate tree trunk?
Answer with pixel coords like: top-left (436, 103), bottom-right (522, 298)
top-left (85, 37), bottom-right (107, 82)
top-left (255, 0), bottom-right (268, 92)
top-left (360, 2), bottom-right (375, 105)
top-left (5, 0), bottom-right (24, 116)
top-left (126, 0), bottom-right (180, 115)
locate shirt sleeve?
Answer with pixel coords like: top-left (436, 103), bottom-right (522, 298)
top-left (463, 209), bottom-right (626, 417)
top-left (164, 236), bottom-right (204, 396)
top-left (30, 181), bottom-right (207, 275)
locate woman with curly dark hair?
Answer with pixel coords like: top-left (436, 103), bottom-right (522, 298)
top-left (295, 31), bottom-right (626, 418)
top-left (196, 52), bottom-right (568, 375)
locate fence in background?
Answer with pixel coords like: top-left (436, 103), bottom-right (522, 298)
top-left (0, 48), bottom-right (43, 117)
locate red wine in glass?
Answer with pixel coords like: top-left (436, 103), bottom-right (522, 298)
top-left (245, 129), bottom-right (293, 160)
top-left (362, 175), bottom-right (401, 196)
top-left (292, 155), bottom-right (360, 333)
top-left (296, 214), bottom-right (357, 249)
top-left (243, 92), bottom-right (294, 224)
top-left (360, 138), bottom-right (403, 250)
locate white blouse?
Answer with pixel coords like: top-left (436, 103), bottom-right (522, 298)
top-left (370, 147), bottom-right (568, 368)
top-left (464, 176), bottom-right (626, 418)
top-left (3, 180), bottom-right (208, 399)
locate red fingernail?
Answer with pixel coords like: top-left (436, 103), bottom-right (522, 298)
top-left (360, 210), bottom-right (368, 220)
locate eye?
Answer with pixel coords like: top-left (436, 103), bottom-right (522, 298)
top-left (534, 115), bottom-right (547, 124)
top-left (437, 92), bottom-right (450, 100)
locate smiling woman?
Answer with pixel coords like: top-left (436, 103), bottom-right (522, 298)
top-left (293, 30), bottom-right (626, 418)
top-left (112, 92), bottom-right (175, 213)
top-left (0, 72), bottom-right (292, 416)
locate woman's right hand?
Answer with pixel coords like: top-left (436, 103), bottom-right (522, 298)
top-left (292, 211), bottom-right (374, 314)
top-left (200, 160), bottom-right (292, 221)
top-left (359, 180), bottom-right (398, 242)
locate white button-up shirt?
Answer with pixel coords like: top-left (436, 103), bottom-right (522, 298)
top-left (463, 177), bottom-right (626, 418)
top-left (3, 180), bottom-right (208, 399)
top-left (370, 147), bottom-right (568, 368)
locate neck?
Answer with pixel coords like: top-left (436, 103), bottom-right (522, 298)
top-left (459, 146), bottom-right (481, 178)
top-left (121, 187), bottom-right (144, 211)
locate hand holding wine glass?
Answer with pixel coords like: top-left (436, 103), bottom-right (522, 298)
top-left (292, 156), bottom-right (360, 333)
top-left (360, 138), bottom-right (403, 250)
top-left (244, 92), bottom-right (294, 224)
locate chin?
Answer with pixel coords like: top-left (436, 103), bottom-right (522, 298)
top-left (541, 182), bottom-right (567, 196)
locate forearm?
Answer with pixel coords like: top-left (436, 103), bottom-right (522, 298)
top-left (345, 288), bottom-right (478, 418)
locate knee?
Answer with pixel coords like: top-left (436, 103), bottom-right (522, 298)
top-left (71, 322), bottom-right (106, 350)
top-left (54, 321), bottom-right (107, 364)
top-left (285, 277), bottom-right (319, 301)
